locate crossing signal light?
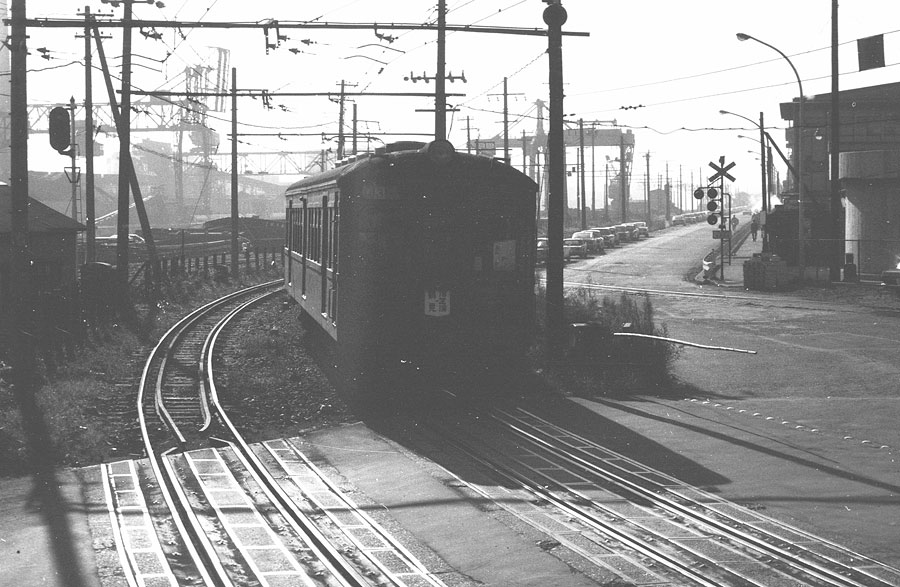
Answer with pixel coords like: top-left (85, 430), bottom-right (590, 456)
top-left (706, 187), bottom-right (721, 225)
top-left (693, 188), bottom-right (705, 200)
top-left (48, 106), bottom-right (72, 155)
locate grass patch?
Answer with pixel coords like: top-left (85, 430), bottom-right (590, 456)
top-left (0, 266), bottom-right (282, 477)
top-left (531, 286), bottom-right (679, 397)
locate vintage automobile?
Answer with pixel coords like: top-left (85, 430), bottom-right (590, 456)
top-left (536, 237), bottom-right (576, 264)
top-left (633, 221), bottom-right (650, 238)
top-left (563, 238), bottom-right (590, 258)
top-left (590, 227), bottom-right (619, 247)
top-left (571, 230), bottom-right (605, 254)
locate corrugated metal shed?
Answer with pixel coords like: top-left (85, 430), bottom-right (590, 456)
top-left (0, 183), bottom-right (84, 234)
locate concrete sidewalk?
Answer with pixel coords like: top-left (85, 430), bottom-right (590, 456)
top-left (712, 231), bottom-right (763, 288)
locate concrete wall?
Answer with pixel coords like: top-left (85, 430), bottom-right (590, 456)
top-left (840, 150), bottom-right (900, 274)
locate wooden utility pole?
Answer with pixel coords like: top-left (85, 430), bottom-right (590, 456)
top-left (579, 118), bottom-right (586, 229)
top-left (231, 67), bottom-right (239, 277)
top-left (544, 0), bottom-right (567, 359)
top-left (435, 0), bottom-right (447, 140)
top-left (8, 0), bottom-right (33, 384)
top-left (619, 134), bottom-right (628, 222)
top-left (83, 6), bottom-right (95, 262)
top-left (645, 151), bottom-right (651, 225)
top-left (115, 0), bottom-right (133, 284)
top-left (503, 77), bottom-right (509, 160)
top-left (830, 0), bottom-right (841, 281)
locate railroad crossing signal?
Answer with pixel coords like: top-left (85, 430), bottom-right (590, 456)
top-left (708, 156), bottom-right (736, 183)
top-left (703, 186), bottom-right (721, 225)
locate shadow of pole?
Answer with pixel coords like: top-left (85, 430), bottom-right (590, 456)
top-left (13, 377), bottom-right (88, 587)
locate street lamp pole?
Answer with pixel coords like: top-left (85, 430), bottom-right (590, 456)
top-left (722, 108), bottom-right (768, 251)
top-left (737, 32), bottom-right (804, 267)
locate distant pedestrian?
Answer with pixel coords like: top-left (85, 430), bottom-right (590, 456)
top-left (750, 216), bottom-right (759, 242)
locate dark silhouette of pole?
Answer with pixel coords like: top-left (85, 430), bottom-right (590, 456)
top-left (544, 0), bottom-right (567, 359)
top-left (435, 0), bottom-right (447, 140)
top-left (115, 0), bottom-right (133, 284)
top-left (579, 119), bottom-right (586, 229)
top-left (231, 67), bottom-right (239, 277)
top-left (830, 0), bottom-right (841, 281)
top-left (759, 112), bottom-right (769, 251)
top-left (619, 134), bottom-right (628, 222)
top-left (83, 6), bottom-right (95, 262)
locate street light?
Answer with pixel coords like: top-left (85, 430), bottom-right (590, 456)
top-left (736, 32), bottom-right (804, 266)
top-left (721, 109), bottom-right (768, 250)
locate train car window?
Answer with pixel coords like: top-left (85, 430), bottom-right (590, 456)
top-left (289, 205), bottom-right (303, 254)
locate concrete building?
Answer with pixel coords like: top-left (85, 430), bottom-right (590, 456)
top-left (780, 81), bottom-right (900, 275)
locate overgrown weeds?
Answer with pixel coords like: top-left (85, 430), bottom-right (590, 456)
top-left (531, 286), bottom-right (679, 397)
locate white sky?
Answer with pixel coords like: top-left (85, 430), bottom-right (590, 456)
top-left (12, 0), bottom-right (900, 206)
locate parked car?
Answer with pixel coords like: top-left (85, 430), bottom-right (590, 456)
top-left (536, 238), bottom-right (549, 264)
top-left (563, 238), bottom-right (589, 258)
top-left (536, 237), bottom-right (574, 264)
top-left (633, 221), bottom-right (650, 238)
top-left (571, 230), bottom-right (605, 254)
top-left (614, 224), bottom-right (635, 242)
top-left (590, 227), bottom-right (619, 247)
top-left (671, 214), bottom-right (686, 226)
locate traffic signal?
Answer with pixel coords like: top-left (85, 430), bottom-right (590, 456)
top-left (48, 106), bottom-right (72, 155)
top-left (706, 186), bottom-right (721, 225)
top-left (693, 188), bottom-right (705, 200)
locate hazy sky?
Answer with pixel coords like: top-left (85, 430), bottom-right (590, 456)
top-left (13, 0), bottom-right (900, 204)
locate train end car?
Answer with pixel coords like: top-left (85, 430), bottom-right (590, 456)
top-left (284, 140), bottom-right (538, 397)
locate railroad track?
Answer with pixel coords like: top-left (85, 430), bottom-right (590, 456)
top-left (412, 396), bottom-right (900, 587)
top-left (99, 281), bottom-right (448, 587)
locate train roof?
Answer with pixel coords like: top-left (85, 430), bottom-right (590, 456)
top-left (285, 141), bottom-right (536, 196)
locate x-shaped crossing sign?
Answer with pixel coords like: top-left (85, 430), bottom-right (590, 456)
top-left (708, 155), bottom-right (736, 183)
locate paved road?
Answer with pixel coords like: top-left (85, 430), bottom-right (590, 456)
top-left (560, 222), bottom-right (900, 569)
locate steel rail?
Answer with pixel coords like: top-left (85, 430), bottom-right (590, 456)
top-left (137, 279), bottom-right (282, 587)
top-left (433, 423), bottom-right (726, 587)
top-left (203, 290), bottom-right (374, 587)
top-left (496, 408), bottom-right (893, 587)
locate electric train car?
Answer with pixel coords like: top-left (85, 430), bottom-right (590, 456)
top-left (284, 140), bottom-right (538, 393)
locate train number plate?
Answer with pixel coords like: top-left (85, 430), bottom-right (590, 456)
top-left (424, 288), bottom-right (450, 316)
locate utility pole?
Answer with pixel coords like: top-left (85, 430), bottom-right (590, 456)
top-left (522, 129), bottom-right (527, 173)
top-left (68, 97), bottom-right (79, 225)
top-left (830, 0), bottom-right (841, 281)
top-left (665, 162), bottom-right (671, 222)
top-left (337, 80), bottom-right (346, 159)
top-left (92, 19), bottom-right (159, 295)
top-left (230, 67), bottom-right (239, 277)
top-left (9, 0), bottom-right (34, 384)
top-left (759, 111), bottom-right (769, 252)
top-left (352, 102), bottom-right (358, 156)
top-left (544, 0), bottom-right (567, 360)
top-left (590, 122), bottom-right (596, 215)
top-left (115, 0), bottom-right (134, 286)
top-left (503, 77), bottom-right (509, 160)
top-left (466, 117), bottom-right (472, 153)
top-left (579, 119), bottom-right (586, 229)
top-left (604, 162), bottom-right (609, 220)
top-left (619, 134), bottom-right (628, 222)
top-left (645, 151), bottom-right (651, 225)
top-left (435, 0), bottom-right (447, 140)
top-left (83, 6), bottom-right (96, 262)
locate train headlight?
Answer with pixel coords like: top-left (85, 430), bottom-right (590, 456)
top-left (425, 139), bottom-right (455, 165)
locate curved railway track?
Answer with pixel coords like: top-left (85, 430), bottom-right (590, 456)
top-left (100, 281), bottom-right (447, 587)
top-left (411, 395), bottom-right (900, 587)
